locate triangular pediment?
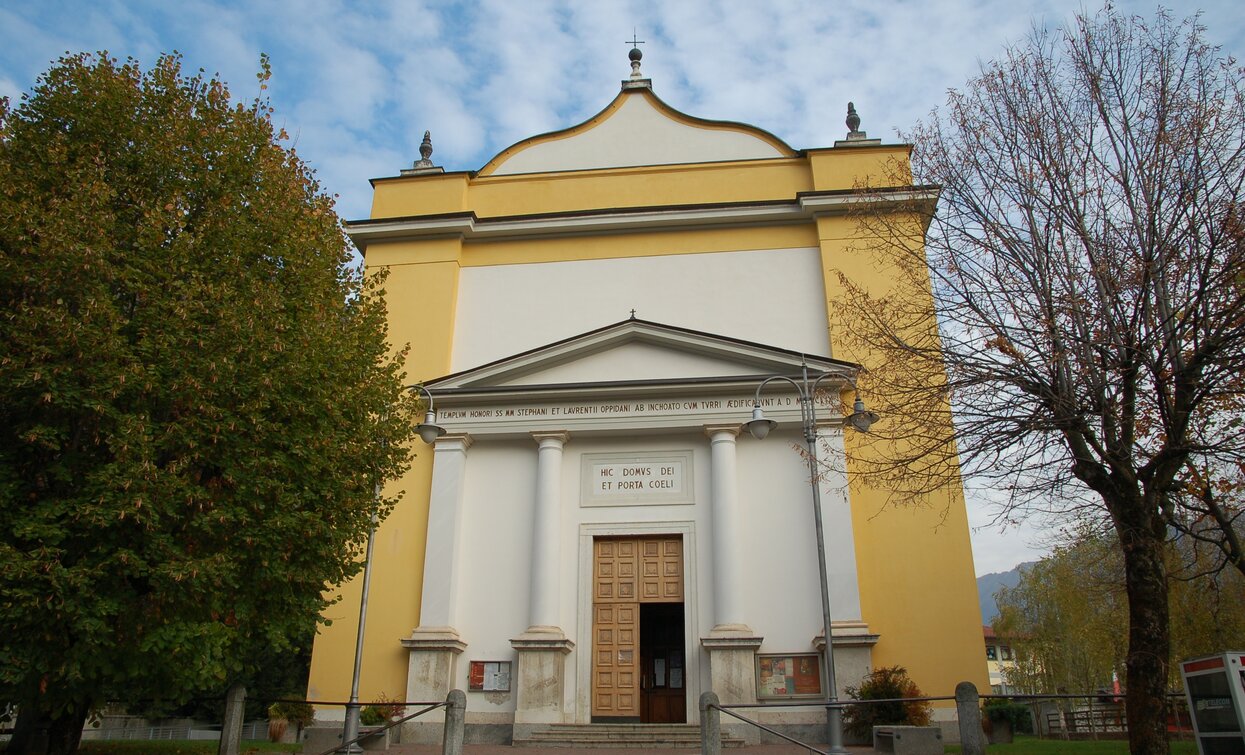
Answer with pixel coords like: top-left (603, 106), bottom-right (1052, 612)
top-left (427, 319), bottom-right (856, 392)
top-left (479, 89), bottom-right (796, 177)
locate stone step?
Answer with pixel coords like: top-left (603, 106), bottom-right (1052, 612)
top-left (514, 723), bottom-right (745, 748)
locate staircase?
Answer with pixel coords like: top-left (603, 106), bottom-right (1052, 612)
top-left (513, 722), bottom-right (746, 749)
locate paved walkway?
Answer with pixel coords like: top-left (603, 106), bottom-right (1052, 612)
top-left (384, 745), bottom-right (880, 754)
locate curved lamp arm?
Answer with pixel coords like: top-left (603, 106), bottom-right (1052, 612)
top-left (745, 370), bottom-right (878, 439)
top-left (744, 374), bottom-right (803, 440)
top-left (406, 384), bottom-right (447, 445)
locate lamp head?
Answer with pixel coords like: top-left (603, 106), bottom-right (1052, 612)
top-left (848, 395), bottom-right (879, 433)
top-left (744, 405), bottom-right (778, 440)
top-left (417, 410), bottom-right (447, 445)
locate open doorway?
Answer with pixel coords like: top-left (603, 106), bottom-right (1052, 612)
top-left (640, 602), bottom-right (686, 723)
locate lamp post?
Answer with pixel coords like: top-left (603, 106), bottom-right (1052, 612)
top-left (341, 385), bottom-right (445, 754)
top-left (743, 363), bottom-right (876, 755)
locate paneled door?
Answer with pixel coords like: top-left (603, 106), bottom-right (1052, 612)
top-left (592, 536), bottom-right (684, 721)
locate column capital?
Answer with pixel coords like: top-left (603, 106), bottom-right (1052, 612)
top-left (434, 432), bottom-right (474, 450)
top-left (703, 423), bottom-right (741, 439)
top-left (530, 430), bottom-right (570, 446)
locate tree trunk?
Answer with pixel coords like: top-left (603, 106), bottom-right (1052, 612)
top-left (7, 701), bottom-right (90, 755)
top-left (43, 703), bottom-right (88, 755)
top-left (1117, 507), bottom-right (1171, 755)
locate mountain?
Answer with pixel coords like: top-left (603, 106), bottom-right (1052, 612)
top-left (977, 562), bottom-right (1036, 624)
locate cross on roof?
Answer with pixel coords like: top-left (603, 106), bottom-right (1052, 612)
top-left (627, 30), bottom-right (645, 48)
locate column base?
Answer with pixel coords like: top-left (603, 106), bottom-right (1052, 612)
top-left (813, 621), bottom-right (879, 700)
top-left (401, 627), bottom-right (467, 743)
top-left (511, 626), bottom-right (575, 731)
top-left (702, 627), bottom-right (763, 745)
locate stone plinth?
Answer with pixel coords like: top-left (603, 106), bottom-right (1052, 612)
top-left (511, 627), bottom-right (575, 740)
top-left (401, 627), bottom-right (466, 744)
top-left (701, 627), bottom-right (763, 744)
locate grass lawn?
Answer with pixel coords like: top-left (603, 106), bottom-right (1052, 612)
top-left (944, 734), bottom-right (1199, 753)
top-left (78, 741), bottom-right (299, 754)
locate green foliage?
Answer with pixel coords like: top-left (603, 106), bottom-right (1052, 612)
top-left (359, 693), bottom-right (404, 726)
top-left (995, 531), bottom-right (1245, 693)
top-left (943, 735), bottom-right (1198, 754)
top-left (983, 699), bottom-right (1034, 734)
top-left (266, 699), bottom-right (314, 728)
top-left (842, 665), bottom-right (932, 739)
top-left (0, 50), bottom-right (417, 736)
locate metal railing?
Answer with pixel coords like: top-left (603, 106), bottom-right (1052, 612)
top-left (698, 682), bottom-right (1194, 755)
top-left (298, 690), bottom-right (464, 755)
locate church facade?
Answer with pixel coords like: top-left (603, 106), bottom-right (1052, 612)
top-left (306, 53), bottom-right (988, 744)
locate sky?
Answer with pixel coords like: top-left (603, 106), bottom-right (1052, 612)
top-left (3, 0), bottom-right (1241, 577)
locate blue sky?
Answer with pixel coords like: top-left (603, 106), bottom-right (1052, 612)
top-left (3, 0), bottom-right (1241, 576)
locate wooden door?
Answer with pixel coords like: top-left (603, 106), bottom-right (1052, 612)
top-left (592, 536), bottom-right (683, 721)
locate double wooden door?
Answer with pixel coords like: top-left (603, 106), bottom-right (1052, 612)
top-left (592, 536), bottom-right (684, 722)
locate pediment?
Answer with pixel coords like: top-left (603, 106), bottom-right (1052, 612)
top-left (479, 89), bottom-right (796, 177)
top-left (427, 318), bottom-right (857, 392)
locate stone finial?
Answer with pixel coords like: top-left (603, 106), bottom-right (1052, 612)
top-left (846, 102), bottom-right (866, 139)
top-left (400, 129), bottom-right (445, 175)
top-left (416, 130), bottom-right (434, 167)
top-left (622, 31), bottom-right (651, 90)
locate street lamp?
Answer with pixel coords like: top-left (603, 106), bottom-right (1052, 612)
top-left (743, 363), bottom-right (876, 755)
top-left (341, 385), bottom-right (445, 753)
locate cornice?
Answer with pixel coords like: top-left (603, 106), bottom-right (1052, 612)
top-left (346, 187), bottom-right (938, 252)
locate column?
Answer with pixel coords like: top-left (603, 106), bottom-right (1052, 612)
top-left (512, 431), bottom-right (573, 735)
top-left (701, 425), bottom-right (763, 744)
top-left (402, 433), bottom-right (472, 744)
top-left (705, 425), bottom-right (747, 633)
top-left (526, 431), bottom-right (570, 632)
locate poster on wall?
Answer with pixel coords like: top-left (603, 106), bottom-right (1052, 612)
top-left (468, 661), bottom-right (512, 692)
top-left (757, 654), bottom-right (822, 699)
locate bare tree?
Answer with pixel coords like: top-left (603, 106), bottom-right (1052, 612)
top-left (838, 8), bottom-right (1245, 754)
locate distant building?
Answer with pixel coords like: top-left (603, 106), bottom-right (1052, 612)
top-left (984, 625), bottom-right (1018, 694)
top-left (307, 49), bottom-right (990, 744)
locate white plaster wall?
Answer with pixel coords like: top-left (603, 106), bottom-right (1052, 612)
top-left (498, 342), bottom-right (766, 386)
top-left (451, 247), bottom-right (829, 373)
top-left (446, 423), bottom-right (857, 719)
top-left (736, 427), bottom-right (862, 652)
top-left (490, 94), bottom-right (784, 176)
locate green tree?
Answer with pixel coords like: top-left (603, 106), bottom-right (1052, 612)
top-left (840, 8), bottom-right (1245, 753)
top-left (0, 53), bottom-right (417, 753)
top-left (996, 532), bottom-right (1245, 693)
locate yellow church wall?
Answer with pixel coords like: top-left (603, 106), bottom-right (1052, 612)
top-left (370, 159), bottom-right (815, 221)
top-left (306, 248), bottom-right (462, 708)
top-left (816, 213), bottom-right (989, 700)
top-left (459, 224), bottom-right (818, 267)
top-left (808, 146), bottom-right (913, 191)
top-left (370, 172), bottom-right (470, 218)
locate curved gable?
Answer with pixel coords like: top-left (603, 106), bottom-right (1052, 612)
top-left (480, 89), bottom-right (796, 177)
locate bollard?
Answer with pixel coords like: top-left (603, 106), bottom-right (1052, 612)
top-left (217, 683), bottom-right (246, 755)
top-left (442, 689), bottom-right (466, 755)
top-left (955, 682), bottom-right (986, 755)
top-left (700, 691), bottom-right (721, 755)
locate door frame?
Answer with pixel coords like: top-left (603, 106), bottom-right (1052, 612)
top-left (576, 521), bottom-right (699, 723)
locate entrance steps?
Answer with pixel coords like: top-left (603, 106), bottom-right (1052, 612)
top-left (513, 722), bottom-right (746, 748)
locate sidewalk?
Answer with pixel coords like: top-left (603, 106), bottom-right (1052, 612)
top-left (383, 745), bottom-right (881, 754)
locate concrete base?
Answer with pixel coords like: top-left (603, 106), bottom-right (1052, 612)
top-left (702, 626), bottom-right (763, 745)
top-left (813, 621), bottom-right (879, 699)
top-left (872, 725), bottom-right (943, 754)
top-left (400, 626), bottom-right (466, 744)
top-left (511, 627), bottom-right (575, 727)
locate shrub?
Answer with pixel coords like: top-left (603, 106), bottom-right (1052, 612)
top-left (359, 694), bottom-right (405, 727)
top-left (842, 666), bottom-right (932, 739)
top-left (267, 700), bottom-right (315, 728)
top-left (983, 699), bottom-right (1034, 734)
